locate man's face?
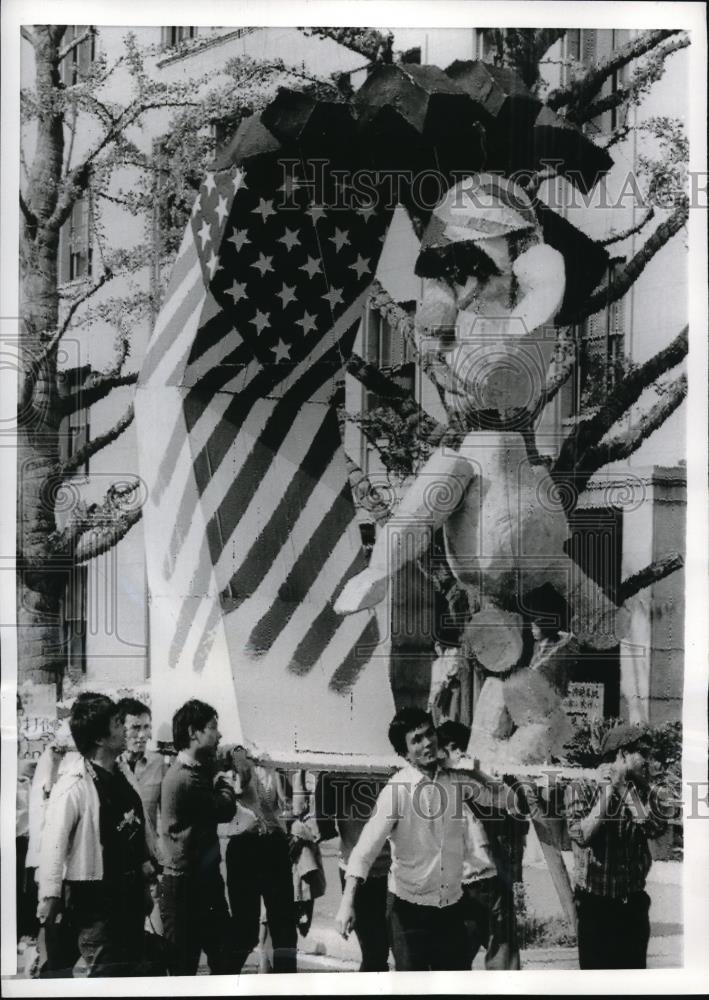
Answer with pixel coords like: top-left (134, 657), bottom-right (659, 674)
top-left (124, 713), bottom-right (151, 756)
top-left (440, 741), bottom-right (463, 766)
top-left (404, 722), bottom-right (438, 770)
top-left (191, 716), bottom-right (221, 760)
top-left (622, 745), bottom-right (651, 786)
top-left (103, 713), bottom-right (126, 755)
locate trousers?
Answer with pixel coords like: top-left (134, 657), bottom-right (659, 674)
top-left (65, 877), bottom-right (145, 978)
top-left (159, 869), bottom-right (236, 976)
top-left (387, 893), bottom-right (469, 971)
top-left (339, 869), bottom-right (390, 971)
top-left (461, 874), bottom-right (520, 970)
top-left (575, 889), bottom-right (651, 969)
top-left (225, 830), bottom-right (298, 974)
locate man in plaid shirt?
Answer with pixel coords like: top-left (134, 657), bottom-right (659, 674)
top-left (564, 723), bottom-right (669, 969)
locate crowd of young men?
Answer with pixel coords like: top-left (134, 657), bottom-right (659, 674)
top-left (30, 693), bottom-right (667, 976)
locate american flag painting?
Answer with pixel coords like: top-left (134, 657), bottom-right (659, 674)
top-left (136, 138), bottom-right (397, 759)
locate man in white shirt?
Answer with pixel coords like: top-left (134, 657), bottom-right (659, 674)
top-left (335, 707), bottom-right (488, 971)
top-left (438, 720), bottom-right (521, 970)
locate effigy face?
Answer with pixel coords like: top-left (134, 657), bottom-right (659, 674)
top-left (414, 175), bottom-right (565, 417)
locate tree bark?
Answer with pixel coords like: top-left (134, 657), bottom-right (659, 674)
top-left (17, 29), bottom-right (69, 688)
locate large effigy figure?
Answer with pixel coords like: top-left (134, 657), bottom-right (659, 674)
top-left (336, 174), bottom-right (627, 764)
top-left (136, 63), bottom-right (616, 766)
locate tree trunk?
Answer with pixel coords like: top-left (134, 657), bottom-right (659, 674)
top-left (17, 27), bottom-right (68, 689)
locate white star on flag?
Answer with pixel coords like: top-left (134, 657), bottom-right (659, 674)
top-left (278, 228), bottom-right (300, 251)
top-left (204, 173), bottom-right (216, 196)
top-left (228, 229), bottom-right (249, 252)
top-left (253, 198), bottom-right (276, 222)
top-left (251, 309), bottom-right (270, 333)
top-left (323, 287), bottom-right (344, 308)
top-left (276, 283), bottom-right (297, 308)
top-left (358, 202), bottom-right (376, 222)
top-left (308, 204), bottom-right (327, 223)
top-left (232, 168), bottom-right (247, 194)
top-left (226, 280), bottom-right (247, 304)
top-left (215, 195), bottom-right (229, 225)
top-left (251, 253), bottom-right (274, 276)
top-left (349, 255), bottom-right (371, 279)
top-left (296, 311), bottom-right (318, 335)
top-left (299, 257), bottom-right (321, 279)
top-left (197, 219), bottom-right (212, 250)
top-left (272, 339), bottom-right (291, 362)
top-left (206, 250), bottom-right (222, 278)
top-left (329, 228), bottom-right (350, 252)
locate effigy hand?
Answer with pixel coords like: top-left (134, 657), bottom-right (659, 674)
top-left (334, 569), bottom-right (387, 615)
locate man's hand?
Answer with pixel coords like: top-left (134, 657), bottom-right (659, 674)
top-left (37, 896), bottom-right (61, 925)
top-left (335, 897), bottom-right (356, 939)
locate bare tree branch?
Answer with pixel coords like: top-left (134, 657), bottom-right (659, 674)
top-left (600, 205), bottom-right (655, 246)
top-left (74, 507), bottom-right (143, 563)
top-left (522, 166), bottom-right (559, 199)
top-left (57, 26), bottom-right (95, 63)
top-left (48, 98), bottom-right (201, 231)
top-left (344, 453), bottom-right (392, 524)
top-left (553, 327), bottom-right (688, 478)
top-left (20, 192), bottom-right (38, 229)
top-left (619, 551), bottom-right (684, 604)
top-left (36, 270), bottom-right (114, 367)
top-left (21, 26), bottom-right (36, 46)
top-left (579, 373), bottom-right (686, 475)
top-left (570, 205), bottom-right (688, 325)
top-left (58, 403), bottom-right (135, 477)
top-left (536, 329), bottom-right (576, 412)
top-left (571, 35), bottom-right (690, 125)
top-left (62, 371), bottom-right (138, 415)
top-left (546, 29), bottom-right (682, 112)
top-left (299, 27), bottom-right (393, 63)
top-left (369, 278), bottom-right (452, 409)
top-left (52, 481), bottom-right (143, 562)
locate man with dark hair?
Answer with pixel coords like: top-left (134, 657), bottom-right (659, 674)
top-left (37, 692), bottom-right (153, 977)
top-left (437, 721), bottom-right (521, 970)
top-left (115, 698), bottom-right (167, 836)
top-left (335, 707), bottom-right (494, 971)
top-left (564, 723), bottom-right (668, 969)
top-left (158, 699), bottom-right (238, 975)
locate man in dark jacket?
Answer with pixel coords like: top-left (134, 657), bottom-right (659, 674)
top-left (158, 699), bottom-right (237, 975)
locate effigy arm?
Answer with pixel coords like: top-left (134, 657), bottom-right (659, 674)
top-left (334, 447), bottom-right (475, 614)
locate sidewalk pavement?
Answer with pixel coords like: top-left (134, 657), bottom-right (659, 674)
top-left (293, 845), bottom-right (682, 972)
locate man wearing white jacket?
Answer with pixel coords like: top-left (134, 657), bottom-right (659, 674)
top-left (37, 693), bottom-right (153, 977)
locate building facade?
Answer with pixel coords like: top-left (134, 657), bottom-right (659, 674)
top-left (19, 26), bottom-right (687, 726)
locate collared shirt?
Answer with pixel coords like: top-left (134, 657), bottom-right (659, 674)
top-left (119, 750), bottom-right (167, 832)
top-left (462, 807), bottom-right (497, 883)
top-left (346, 764), bottom-right (482, 908)
top-left (564, 778), bottom-right (667, 899)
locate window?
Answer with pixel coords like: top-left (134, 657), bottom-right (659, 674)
top-left (59, 407), bottom-right (91, 476)
top-left (565, 29), bottom-right (630, 135)
top-left (161, 26), bottom-right (198, 50)
top-left (560, 259), bottom-right (626, 418)
top-left (475, 28), bottom-right (501, 62)
top-left (59, 192), bottom-right (93, 283)
top-left (363, 305), bottom-right (416, 411)
top-left (63, 563), bottom-right (88, 676)
top-left (62, 25), bottom-right (95, 86)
